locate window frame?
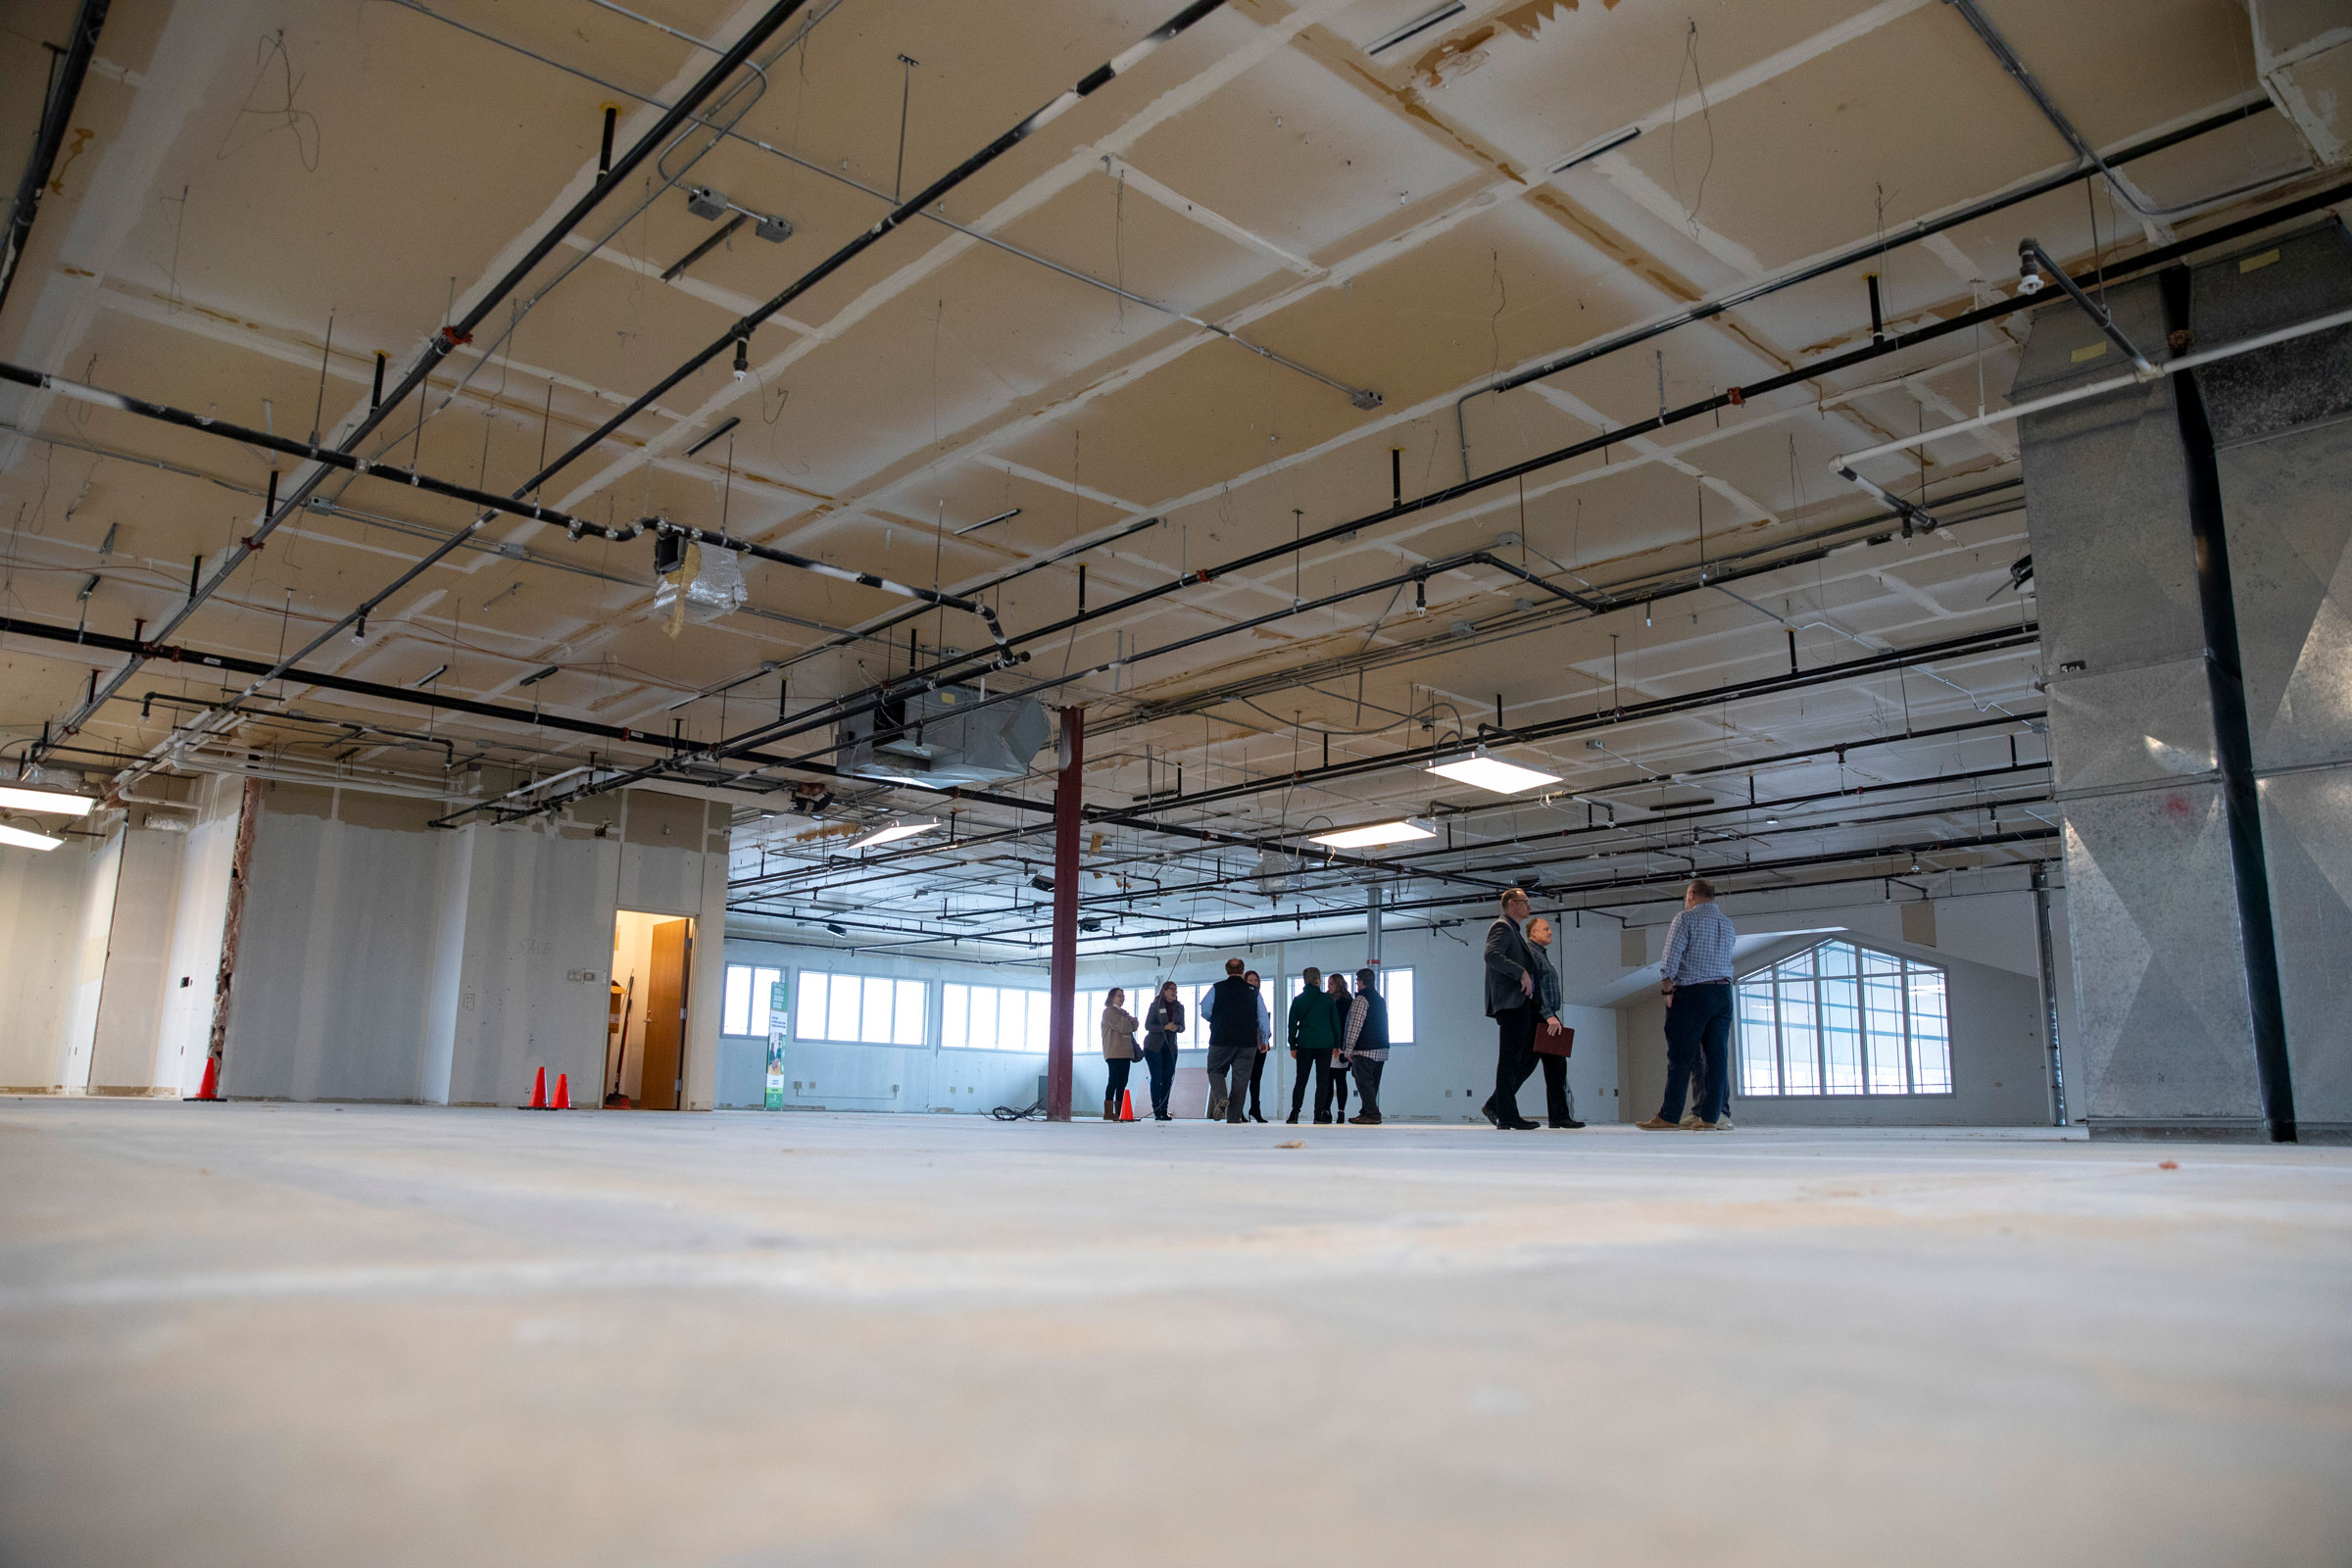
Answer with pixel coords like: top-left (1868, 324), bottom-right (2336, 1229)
top-left (795, 968), bottom-right (929, 1048)
top-left (940, 981), bottom-right (1053, 1054)
top-left (720, 962), bottom-right (785, 1038)
top-left (1734, 938), bottom-right (1951, 1099)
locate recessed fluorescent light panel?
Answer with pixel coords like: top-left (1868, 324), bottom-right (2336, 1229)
top-left (851, 818), bottom-right (941, 850)
top-left (0, 823), bottom-right (66, 852)
top-left (0, 784), bottom-right (97, 815)
top-left (1424, 753), bottom-right (1561, 796)
top-left (1310, 816), bottom-right (1437, 850)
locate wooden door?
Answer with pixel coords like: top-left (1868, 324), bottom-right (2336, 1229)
top-left (640, 919), bottom-right (690, 1110)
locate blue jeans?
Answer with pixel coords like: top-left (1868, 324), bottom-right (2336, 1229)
top-left (1660, 983), bottom-right (1733, 1124)
top-left (1141, 1044), bottom-right (1177, 1119)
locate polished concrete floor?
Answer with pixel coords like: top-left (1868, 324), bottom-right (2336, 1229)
top-left (2, 1099), bottom-right (2347, 1567)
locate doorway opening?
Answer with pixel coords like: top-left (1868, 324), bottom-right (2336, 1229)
top-left (610, 910), bottom-right (693, 1110)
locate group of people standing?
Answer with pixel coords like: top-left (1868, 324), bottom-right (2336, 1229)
top-left (1481, 878), bottom-right (1736, 1132)
top-left (1095, 959), bottom-right (1392, 1125)
top-left (1098, 877), bottom-right (1738, 1133)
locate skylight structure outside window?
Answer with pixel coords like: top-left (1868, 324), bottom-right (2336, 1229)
top-left (1735, 939), bottom-right (1950, 1097)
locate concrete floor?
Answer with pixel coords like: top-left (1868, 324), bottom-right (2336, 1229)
top-left (2, 1101), bottom-right (2347, 1567)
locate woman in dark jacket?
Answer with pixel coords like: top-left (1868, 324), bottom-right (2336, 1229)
top-left (1140, 980), bottom-right (1185, 1122)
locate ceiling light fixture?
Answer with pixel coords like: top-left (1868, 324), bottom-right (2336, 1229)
top-left (1310, 816), bottom-right (1437, 850)
top-left (953, 508), bottom-right (1023, 538)
top-left (849, 818), bottom-right (940, 850)
top-left (1366, 2), bottom-right (1465, 57)
top-left (0, 784), bottom-right (96, 816)
top-left (686, 417), bottom-right (742, 459)
top-left (1425, 751), bottom-right (1561, 796)
top-left (0, 822), bottom-right (66, 852)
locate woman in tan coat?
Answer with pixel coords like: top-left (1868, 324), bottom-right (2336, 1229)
top-left (1100, 987), bottom-right (1141, 1121)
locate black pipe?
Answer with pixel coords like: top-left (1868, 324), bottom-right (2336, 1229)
top-left (2033, 860), bottom-right (2067, 1126)
top-left (989, 772), bottom-right (2061, 924)
top-left (0, 0), bottom-right (110, 319)
top-left (2160, 266), bottom-right (2295, 1142)
top-left (1095, 623), bottom-right (2039, 822)
top-left (837, 828), bottom-right (2063, 951)
top-left (1866, 272), bottom-right (1885, 342)
top-left (1451, 97), bottom-right (2279, 472)
top-left (62, 0), bottom-right (1218, 788)
top-left (25, 0), bottom-right (815, 765)
top-left (525, 0), bottom-right (1230, 507)
top-left (0, 363), bottom-right (1016, 653)
top-left (519, 479), bottom-right (2026, 826)
top-left (598, 105), bottom-right (617, 177)
top-left (859, 174), bottom-right (2352, 723)
top-left (370, 351), bottom-right (386, 410)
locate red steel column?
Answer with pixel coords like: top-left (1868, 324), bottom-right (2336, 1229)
top-left (1046, 706), bottom-right (1084, 1121)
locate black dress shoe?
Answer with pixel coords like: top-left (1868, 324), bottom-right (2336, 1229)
top-left (1550, 1118), bottom-right (1586, 1129)
top-left (1481, 1102), bottom-right (1500, 1128)
top-left (1285, 1112), bottom-right (1299, 1125)
top-left (1499, 1116), bottom-right (1540, 1130)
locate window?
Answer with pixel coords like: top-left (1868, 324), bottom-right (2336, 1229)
top-left (798, 970), bottom-right (926, 1047)
top-left (1736, 939), bottom-right (1949, 1097)
top-left (942, 983), bottom-right (1051, 1053)
top-left (721, 963), bottom-right (784, 1037)
top-left (1279, 968), bottom-right (1414, 1045)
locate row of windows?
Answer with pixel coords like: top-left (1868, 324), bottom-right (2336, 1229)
top-left (721, 964), bottom-right (1417, 1051)
top-left (729, 942), bottom-right (1949, 1096)
top-left (1736, 939), bottom-right (1951, 1098)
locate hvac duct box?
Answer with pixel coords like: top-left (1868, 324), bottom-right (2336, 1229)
top-left (838, 687), bottom-right (1049, 788)
top-left (2015, 220), bottom-right (2352, 1141)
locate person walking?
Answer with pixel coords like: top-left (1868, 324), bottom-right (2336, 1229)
top-left (1480, 888), bottom-right (1543, 1130)
top-left (1141, 980), bottom-right (1185, 1122)
top-left (1286, 966), bottom-right (1343, 1124)
top-left (1324, 971), bottom-right (1352, 1121)
top-left (1243, 969), bottom-right (1272, 1123)
top-left (1638, 880), bottom-right (1738, 1132)
top-left (1100, 988), bottom-right (1140, 1121)
top-left (1343, 968), bottom-right (1390, 1125)
top-left (1524, 917), bottom-right (1584, 1129)
top-left (1203, 958), bottom-right (1260, 1125)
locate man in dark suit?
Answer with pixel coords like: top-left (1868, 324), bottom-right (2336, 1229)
top-left (1481, 888), bottom-right (1542, 1130)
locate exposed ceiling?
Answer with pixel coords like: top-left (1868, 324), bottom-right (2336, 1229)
top-left (3, 0), bottom-right (2346, 961)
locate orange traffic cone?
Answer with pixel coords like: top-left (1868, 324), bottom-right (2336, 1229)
top-left (1119, 1088), bottom-right (1136, 1122)
top-left (525, 1065), bottom-right (547, 1109)
top-left (191, 1057), bottom-right (220, 1102)
top-left (551, 1073), bottom-right (571, 1110)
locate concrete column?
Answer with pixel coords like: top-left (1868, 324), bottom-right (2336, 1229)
top-left (1046, 707), bottom-right (1083, 1121)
